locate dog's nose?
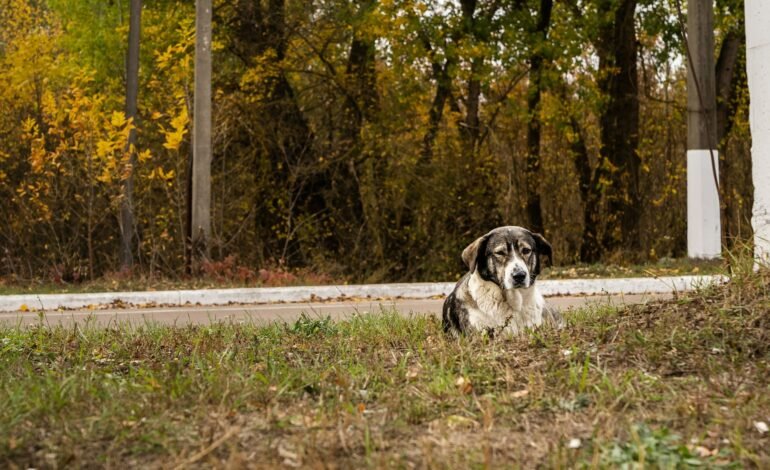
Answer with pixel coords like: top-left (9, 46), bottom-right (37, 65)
top-left (513, 272), bottom-right (527, 285)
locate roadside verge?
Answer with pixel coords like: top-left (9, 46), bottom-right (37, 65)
top-left (0, 275), bottom-right (725, 313)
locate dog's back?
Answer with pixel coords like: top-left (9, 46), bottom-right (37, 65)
top-left (442, 274), bottom-right (471, 336)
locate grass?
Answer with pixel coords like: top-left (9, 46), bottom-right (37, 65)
top-left (1, 264), bottom-right (768, 468)
top-left (0, 257), bottom-right (724, 296)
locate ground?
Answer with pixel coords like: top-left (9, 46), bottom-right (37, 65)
top-left (1, 264), bottom-right (768, 468)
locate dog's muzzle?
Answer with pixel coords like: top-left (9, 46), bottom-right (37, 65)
top-left (511, 270), bottom-right (528, 288)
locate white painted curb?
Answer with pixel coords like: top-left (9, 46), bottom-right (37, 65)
top-left (0, 275), bottom-right (725, 313)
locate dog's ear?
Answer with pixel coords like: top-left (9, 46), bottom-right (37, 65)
top-left (531, 232), bottom-right (553, 275)
top-left (461, 234), bottom-right (488, 273)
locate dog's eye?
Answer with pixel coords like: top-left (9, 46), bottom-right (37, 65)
top-left (521, 247), bottom-right (532, 255)
top-left (494, 249), bottom-right (506, 257)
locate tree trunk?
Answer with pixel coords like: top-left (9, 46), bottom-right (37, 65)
top-left (462, 58), bottom-right (482, 155)
top-left (571, 117), bottom-right (603, 263)
top-left (120, 0), bottom-right (141, 270)
top-left (420, 32), bottom-right (454, 166)
top-left (185, 137), bottom-right (193, 274)
top-left (524, 0), bottom-right (553, 235)
top-left (336, 0), bottom-right (380, 258)
top-left (715, 26), bottom-right (746, 247)
top-left (716, 30), bottom-right (742, 146)
top-left (596, 0), bottom-right (640, 255)
top-left (345, 6), bottom-right (378, 130)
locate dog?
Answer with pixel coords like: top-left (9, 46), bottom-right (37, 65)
top-left (442, 226), bottom-right (562, 337)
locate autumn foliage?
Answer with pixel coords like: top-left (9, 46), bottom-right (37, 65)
top-left (0, 0), bottom-right (752, 283)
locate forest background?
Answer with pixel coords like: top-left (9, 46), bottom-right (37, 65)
top-left (0, 0), bottom-right (753, 284)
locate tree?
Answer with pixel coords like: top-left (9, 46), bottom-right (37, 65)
top-left (714, 0), bottom-right (749, 247)
top-left (579, 0), bottom-right (641, 261)
top-left (120, 0), bottom-right (141, 269)
top-left (524, 0), bottom-right (553, 235)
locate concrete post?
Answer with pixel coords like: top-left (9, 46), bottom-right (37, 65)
top-left (192, 0), bottom-right (212, 261)
top-left (686, 0), bottom-right (721, 259)
top-left (745, 1), bottom-right (770, 265)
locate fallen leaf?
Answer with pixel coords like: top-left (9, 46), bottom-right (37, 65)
top-left (455, 376), bottom-right (473, 394)
top-left (445, 415), bottom-right (480, 429)
top-left (278, 443), bottom-right (301, 467)
top-left (754, 421), bottom-right (768, 434)
top-left (405, 364), bottom-right (421, 381)
top-left (692, 446), bottom-right (716, 457)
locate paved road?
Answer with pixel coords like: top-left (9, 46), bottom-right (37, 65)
top-left (0, 293), bottom-right (667, 327)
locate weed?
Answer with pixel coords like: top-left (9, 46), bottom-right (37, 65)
top-left (289, 312), bottom-right (337, 337)
top-left (593, 423), bottom-right (737, 468)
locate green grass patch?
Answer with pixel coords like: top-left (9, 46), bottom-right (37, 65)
top-left (1, 267), bottom-right (769, 467)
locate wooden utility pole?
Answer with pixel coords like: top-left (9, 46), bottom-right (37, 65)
top-left (745, 1), bottom-right (770, 263)
top-left (120, 0), bottom-right (142, 269)
top-left (686, 0), bottom-right (721, 259)
top-left (192, 0), bottom-right (212, 264)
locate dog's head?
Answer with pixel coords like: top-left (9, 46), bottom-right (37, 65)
top-left (461, 226), bottom-right (552, 289)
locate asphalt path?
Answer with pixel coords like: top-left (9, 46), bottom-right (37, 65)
top-left (0, 293), bottom-right (668, 328)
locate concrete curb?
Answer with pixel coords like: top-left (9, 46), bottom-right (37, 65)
top-left (0, 275), bottom-right (725, 313)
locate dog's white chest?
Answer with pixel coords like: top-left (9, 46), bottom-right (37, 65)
top-left (466, 272), bottom-right (545, 334)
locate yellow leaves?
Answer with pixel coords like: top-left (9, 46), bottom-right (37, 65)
top-left (28, 139), bottom-right (47, 174)
top-left (96, 140), bottom-right (117, 160)
top-left (239, 49), bottom-right (279, 101)
top-left (138, 149), bottom-right (152, 163)
top-left (148, 166), bottom-right (175, 182)
top-left (95, 158), bottom-right (119, 184)
top-left (154, 19), bottom-right (194, 73)
top-left (156, 47), bottom-right (177, 71)
top-left (162, 106), bottom-right (189, 151)
top-left (21, 117), bottom-right (49, 175)
top-left (92, 112), bottom-right (135, 184)
top-left (110, 111), bottom-right (128, 128)
top-left (21, 117), bottom-right (38, 135)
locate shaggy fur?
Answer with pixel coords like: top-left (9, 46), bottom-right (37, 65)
top-left (442, 226), bottom-right (562, 336)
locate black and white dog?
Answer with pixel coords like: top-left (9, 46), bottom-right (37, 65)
top-left (442, 226), bottom-right (562, 336)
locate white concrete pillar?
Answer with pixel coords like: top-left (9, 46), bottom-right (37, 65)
top-left (687, 150), bottom-right (721, 258)
top-left (686, 0), bottom-right (721, 259)
top-left (745, 1), bottom-right (770, 265)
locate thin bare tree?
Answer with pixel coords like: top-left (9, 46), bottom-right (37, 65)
top-left (120, 0), bottom-right (142, 269)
